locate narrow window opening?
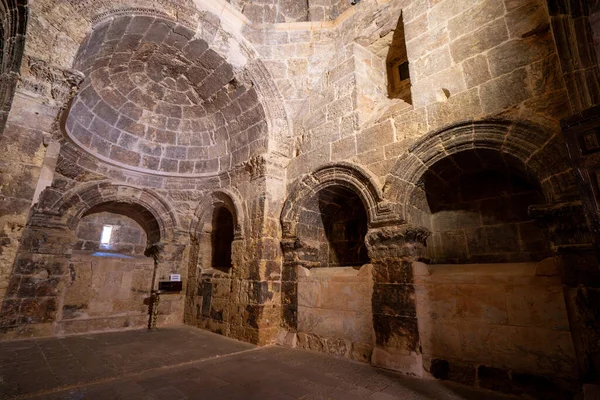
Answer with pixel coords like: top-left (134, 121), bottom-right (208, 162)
top-left (211, 207), bottom-right (234, 271)
top-left (100, 225), bottom-right (113, 245)
top-left (398, 61), bottom-right (410, 81)
top-left (386, 12), bottom-right (412, 104)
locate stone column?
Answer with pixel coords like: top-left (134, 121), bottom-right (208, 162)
top-left (365, 224), bottom-right (430, 376)
top-left (0, 214), bottom-right (77, 338)
top-left (232, 153), bottom-right (288, 345)
top-left (279, 238), bottom-right (319, 336)
top-left (530, 202), bottom-right (599, 382)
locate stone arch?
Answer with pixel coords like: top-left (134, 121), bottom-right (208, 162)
top-left (190, 189), bottom-right (246, 240)
top-left (52, 181), bottom-right (178, 244)
top-left (184, 188), bottom-right (245, 329)
top-left (280, 162), bottom-right (401, 355)
top-left (386, 119), bottom-right (575, 219)
top-left (281, 162), bottom-right (401, 240)
top-left (0, 0), bottom-right (28, 136)
top-left (1, 182), bottom-right (179, 335)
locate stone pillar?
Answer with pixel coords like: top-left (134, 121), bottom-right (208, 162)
top-left (365, 224), bottom-right (430, 376)
top-left (232, 153), bottom-right (288, 345)
top-left (147, 232), bottom-right (188, 326)
top-left (530, 202), bottom-right (599, 382)
top-left (0, 214), bottom-right (77, 338)
top-left (279, 237), bottom-right (319, 336)
top-left (0, 57), bottom-right (84, 305)
top-left (548, 0), bottom-right (600, 113)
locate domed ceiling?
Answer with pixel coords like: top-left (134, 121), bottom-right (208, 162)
top-left (65, 14), bottom-right (268, 175)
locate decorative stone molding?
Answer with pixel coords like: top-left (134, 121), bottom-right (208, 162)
top-left (244, 155), bottom-right (267, 181)
top-left (242, 153), bottom-right (289, 181)
top-left (529, 201), bottom-right (594, 251)
top-left (0, 0), bottom-right (28, 136)
top-left (365, 225), bottom-right (430, 252)
top-left (20, 56), bottom-right (85, 105)
top-left (386, 119), bottom-right (576, 217)
top-left (91, 7), bottom-right (174, 26)
top-left (190, 188), bottom-right (246, 240)
top-left (281, 162), bottom-right (402, 238)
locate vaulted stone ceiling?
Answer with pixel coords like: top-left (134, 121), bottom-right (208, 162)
top-left (65, 14), bottom-right (268, 175)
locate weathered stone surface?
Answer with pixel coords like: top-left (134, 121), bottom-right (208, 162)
top-left (0, 1), bottom-right (591, 397)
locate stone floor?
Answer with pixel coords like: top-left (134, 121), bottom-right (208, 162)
top-left (0, 326), bottom-right (518, 400)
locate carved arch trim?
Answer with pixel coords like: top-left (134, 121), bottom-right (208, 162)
top-left (0, 0), bottom-right (28, 136)
top-left (281, 162), bottom-right (401, 239)
top-left (386, 119), bottom-right (574, 215)
top-left (48, 181), bottom-right (178, 243)
top-left (190, 188), bottom-right (246, 240)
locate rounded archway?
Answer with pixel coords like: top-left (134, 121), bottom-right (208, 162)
top-left (185, 189), bottom-right (245, 330)
top-left (386, 120), bottom-right (576, 221)
top-left (55, 182), bottom-right (178, 243)
top-left (280, 163), bottom-right (399, 362)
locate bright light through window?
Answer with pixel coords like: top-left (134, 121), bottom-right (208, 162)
top-left (100, 225), bottom-right (113, 244)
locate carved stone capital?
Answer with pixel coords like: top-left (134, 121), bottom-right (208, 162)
top-left (19, 56), bottom-right (85, 106)
top-left (243, 153), bottom-right (288, 181)
top-left (529, 201), bottom-right (594, 251)
top-left (280, 238), bottom-right (319, 267)
top-left (365, 224), bottom-right (431, 260)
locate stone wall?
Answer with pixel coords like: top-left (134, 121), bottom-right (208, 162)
top-left (308, 0), bottom-right (351, 21)
top-left (416, 260), bottom-right (579, 396)
top-left (279, 0), bottom-right (571, 183)
top-left (58, 253), bottom-right (154, 335)
top-left (2, 0), bottom-right (600, 396)
top-left (421, 149), bottom-right (549, 264)
top-left (296, 264), bottom-right (374, 362)
top-left (0, 95), bottom-right (59, 306)
top-left (75, 212), bottom-right (147, 255)
top-left (296, 186), bottom-right (369, 268)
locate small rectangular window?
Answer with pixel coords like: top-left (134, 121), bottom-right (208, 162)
top-left (398, 61), bottom-right (410, 81)
top-left (100, 225), bottom-right (113, 244)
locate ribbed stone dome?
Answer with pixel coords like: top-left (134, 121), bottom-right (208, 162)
top-left (66, 15), bottom-right (267, 175)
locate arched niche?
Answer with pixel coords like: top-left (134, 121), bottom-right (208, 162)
top-left (383, 120), bottom-right (578, 384)
top-left (386, 119), bottom-right (576, 222)
top-left (280, 162), bottom-right (401, 362)
top-left (1, 182), bottom-right (180, 336)
top-left (184, 189), bottom-right (245, 330)
top-left (281, 162), bottom-right (399, 239)
top-left (416, 148), bottom-right (548, 264)
top-left (64, 201), bottom-right (160, 331)
top-left (56, 182), bottom-right (178, 244)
